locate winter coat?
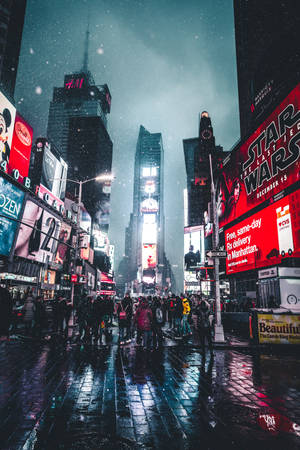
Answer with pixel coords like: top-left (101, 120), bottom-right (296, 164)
top-left (182, 298), bottom-right (191, 315)
top-left (135, 305), bottom-right (153, 331)
top-left (173, 298), bottom-right (183, 319)
top-left (23, 297), bottom-right (36, 322)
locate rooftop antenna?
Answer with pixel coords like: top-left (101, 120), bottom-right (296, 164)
top-left (82, 12), bottom-right (90, 72)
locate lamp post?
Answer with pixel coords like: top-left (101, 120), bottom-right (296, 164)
top-left (68, 174), bottom-right (115, 308)
top-left (208, 153), bottom-right (225, 343)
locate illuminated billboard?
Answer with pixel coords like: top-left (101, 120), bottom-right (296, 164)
top-left (142, 244), bottom-right (157, 269)
top-left (225, 191), bottom-right (300, 274)
top-left (93, 229), bottom-right (109, 254)
top-left (218, 83), bottom-right (300, 228)
top-left (184, 225), bottom-right (204, 270)
top-left (142, 223), bottom-right (157, 244)
top-left (0, 90), bottom-right (16, 167)
top-left (54, 222), bottom-right (72, 267)
top-left (0, 177), bottom-right (25, 256)
top-left (14, 199), bottom-right (61, 263)
top-left (141, 198), bottom-right (159, 213)
top-left (8, 113), bottom-right (33, 183)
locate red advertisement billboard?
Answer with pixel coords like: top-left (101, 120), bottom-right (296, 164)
top-left (218, 84), bottom-right (300, 228)
top-left (225, 191), bottom-right (300, 274)
top-left (8, 113), bottom-right (33, 182)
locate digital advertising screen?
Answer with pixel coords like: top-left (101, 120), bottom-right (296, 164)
top-left (218, 83), bottom-right (300, 229)
top-left (0, 177), bottom-right (25, 256)
top-left (225, 191), bottom-right (300, 274)
top-left (41, 145), bottom-right (67, 200)
top-left (0, 90), bottom-right (16, 167)
top-left (14, 199), bottom-right (61, 263)
top-left (8, 113), bottom-right (33, 182)
top-left (184, 225), bottom-right (204, 270)
top-left (93, 229), bottom-right (109, 254)
top-left (54, 222), bottom-right (71, 267)
top-left (142, 244), bottom-right (157, 269)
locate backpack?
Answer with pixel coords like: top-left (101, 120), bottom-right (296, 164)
top-left (155, 307), bottom-right (164, 324)
top-left (119, 303), bottom-right (127, 320)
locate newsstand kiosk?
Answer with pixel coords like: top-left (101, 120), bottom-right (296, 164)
top-left (251, 268), bottom-right (300, 345)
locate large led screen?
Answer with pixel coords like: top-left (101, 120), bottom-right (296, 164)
top-left (0, 177), bottom-right (25, 256)
top-left (8, 113), bottom-right (33, 182)
top-left (142, 244), bottom-right (157, 269)
top-left (225, 191), bottom-right (300, 274)
top-left (218, 83), bottom-right (300, 229)
top-left (54, 222), bottom-right (71, 266)
top-left (184, 225), bottom-right (204, 270)
top-left (0, 90), bottom-right (16, 167)
top-left (14, 199), bottom-right (61, 263)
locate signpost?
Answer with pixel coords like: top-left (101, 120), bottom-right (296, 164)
top-left (206, 250), bottom-right (227, 258)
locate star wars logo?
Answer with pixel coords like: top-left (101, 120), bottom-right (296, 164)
top-left (242, 103), bottom-right (300, 196)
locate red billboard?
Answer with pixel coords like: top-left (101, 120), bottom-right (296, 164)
top-left (8, 114), bottom-right (33, 182)
top-left (225, 191), bottom-right (300, 274)
top-left (218, 84), bottom-right (300, 228)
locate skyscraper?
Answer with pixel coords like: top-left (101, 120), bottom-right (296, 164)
top-left (46, 28), bottom-right (113, 227)
top-left (122, 125), bottom-right (174, 294)
top-left (0, 0), bottom-right (27, 99)
top-left (234, 0), bottom-right (300, 138)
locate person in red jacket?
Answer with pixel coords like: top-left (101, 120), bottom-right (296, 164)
top-left (134, 297), bottom-right (153, 350)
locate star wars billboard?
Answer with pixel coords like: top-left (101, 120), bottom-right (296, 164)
top-left (218, 83), bottom-right (300, 229)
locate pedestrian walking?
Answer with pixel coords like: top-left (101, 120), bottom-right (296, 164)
top-left (181, 296), bottom-right (192, 336)
top-left (76, 296), bottom-right (88, 341)
top-left (33, 296), bottom-right (46, 338)
top-left (173, 296), bottom-right (183, 338)
top-left (195, 300), bottom-right (213, 355)
top-left (151, 296), bottom-right (165, 348)
top-left (167, 295), bottom-right (176, 329)
top-left (122, 292), bottom-right (133, 341)
top-left (117, 299), bottom-right (128, 345)
top-left (23, 292), bottom-right (36, 335)
top-left (63, 298), bottom-right (73, 338)
top-left (0, 285), bottom-right (13, 340)
top-left (134, 297), bottom-right (153, 350)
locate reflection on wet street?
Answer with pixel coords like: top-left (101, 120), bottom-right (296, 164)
top-left (0, 338), bottom-right (299, 449)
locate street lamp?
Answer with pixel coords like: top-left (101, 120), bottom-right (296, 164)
top-left (67, 173), bottom-right (115, 307)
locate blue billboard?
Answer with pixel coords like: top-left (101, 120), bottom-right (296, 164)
top-left (0, 177), bottom-right (25, 256)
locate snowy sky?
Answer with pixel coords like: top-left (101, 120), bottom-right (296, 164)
top-left (15, 0), bottom-right (240, 291)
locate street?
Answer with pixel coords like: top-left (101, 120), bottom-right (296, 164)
top-left (0, 333), bottom-right (299, 449)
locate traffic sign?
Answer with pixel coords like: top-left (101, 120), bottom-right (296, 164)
top-left (206, 250), bottom-right (227, 258)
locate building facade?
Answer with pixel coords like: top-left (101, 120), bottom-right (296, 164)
top-left (234, 0), bottom-right (300, 139)
top-left (46, 31), bottom-right (113, 229)
top-left (0, 0), bottom-right (27, 100)
top-left (122, 125), bottom-right (174, 294)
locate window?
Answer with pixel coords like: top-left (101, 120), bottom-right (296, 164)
top-left (142, 167), bottom-right (150, 177)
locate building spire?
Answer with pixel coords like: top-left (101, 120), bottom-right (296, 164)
top-left (82, 17), bottom-right (90, 73)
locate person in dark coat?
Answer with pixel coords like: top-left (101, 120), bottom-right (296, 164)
top-left (134, 298), bottom-right (153, 350)
top-left (63, 299), bottom-right (73, 338)
top-left (151, 296), bottom-right (165, 348)
top-left (33, 296), bottom-right (46, 338)
top-left (195, 300), bottom-right (213, 355)
top-left (0, 286), bottom-right (13, 339)
top-left (173, 296), bottom-right (183, 338)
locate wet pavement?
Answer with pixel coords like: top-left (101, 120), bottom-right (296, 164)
top-left (0, 331), bottom-right (300, 449)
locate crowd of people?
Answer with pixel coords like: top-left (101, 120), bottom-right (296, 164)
top-left (0, 287), bottom-right (274, 353)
